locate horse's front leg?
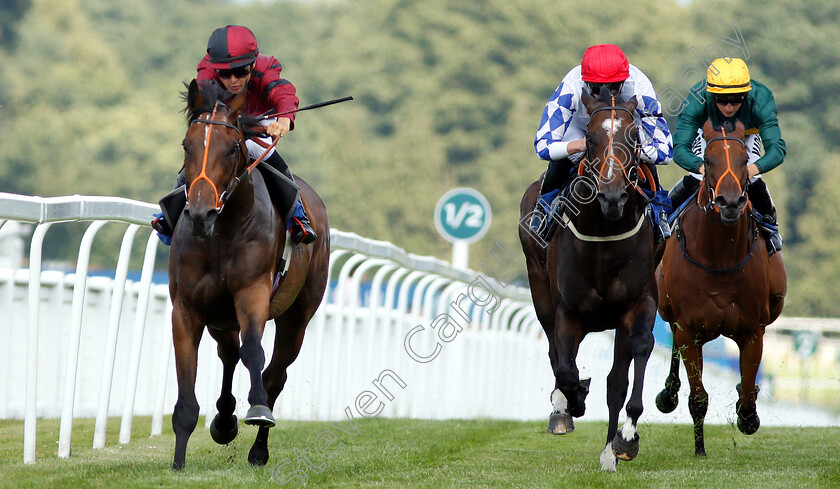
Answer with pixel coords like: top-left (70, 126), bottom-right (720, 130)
top-left (549, 309), bottom-right (588, 434)
top-left (605, 301), bottom-right (655, 470)
top-left (736, 330), bottom-right (764, 435)
top-left (235, 283), bottom-right (274, 427)
top-left (207, 329), bottom-right (241, 444)
top-left (171, 304), bottom-right (204, 471)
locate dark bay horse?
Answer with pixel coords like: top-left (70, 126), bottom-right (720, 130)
top-left (655, 120), bottom-right (786, 456)
top-left (519, 88), bottom-right (658, 472)
top-left (168, 80), bottom-right (329, 470)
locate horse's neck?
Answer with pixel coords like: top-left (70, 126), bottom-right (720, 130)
top-left (687, 193), bottom-right (752, 265)
top-left (218, 172), bottom-right (259, 227)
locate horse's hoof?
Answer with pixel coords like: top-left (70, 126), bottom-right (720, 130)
top-left (612, 430), bottom-right (640, 461)
top-left (655, 388), bottom-right (679, 413)
top-left (737, 411), bottom-right (760, 435)
top-left (548, 412), bottom-right (575, 435)
top-left (695, 448), bottom-right (707, 457)
top-left (244, 405), bottom-right (276, 428)
top-left (248, 446), bottom-right (269, 466)
top-left (210, 413), bottom-right (239, 445)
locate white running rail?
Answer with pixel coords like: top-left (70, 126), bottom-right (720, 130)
top-left (0, 192), bottom-right (546, 465)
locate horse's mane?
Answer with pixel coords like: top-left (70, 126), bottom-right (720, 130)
top-left (180, 80), bottom-right (265, 138)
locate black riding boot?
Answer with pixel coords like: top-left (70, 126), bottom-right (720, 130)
top-left (644, 162), bottom-right (671, 243)
top-left (668, 175), bottom-right (701, 214)
top-left (152, 168), bottom-right (187, 239)
top-left (529, 157), bottom-right (575, 237)
top-left (264, 152), bottom-right (317, 245)
top-left (748, 178), bottom-right (782, 255)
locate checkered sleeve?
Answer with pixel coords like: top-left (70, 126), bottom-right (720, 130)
top-left (534, 81), bottom-right (577, 161)
top-left (636, 94), bottom-right (673, 165)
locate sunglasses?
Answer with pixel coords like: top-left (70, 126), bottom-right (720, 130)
top-left (714, 94), bottom-right (746, 106)
top-left (217, 65), bottom-right (252, 79)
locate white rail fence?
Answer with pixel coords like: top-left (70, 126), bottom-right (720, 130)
top-left (0, 192), bottom-right (552, 465)
top-left (2, 192), bottom-right (838, 466)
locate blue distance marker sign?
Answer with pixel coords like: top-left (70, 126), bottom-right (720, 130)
top-left (434, 188), bottom-right (492, 244)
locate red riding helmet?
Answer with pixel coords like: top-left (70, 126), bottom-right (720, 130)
top-left (206, 25), bottom-right (259, 69)
top-left (581, 44), bottom-right (630, 83)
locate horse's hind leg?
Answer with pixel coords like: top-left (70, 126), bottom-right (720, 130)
top-left (735, 331), bottom-right (764, 435)
top-left (207, 329), bottom-right (240, 445)
top-left (248, 307), bottom-right (310, 466)
top-left (656, 322), bottom-right (682, 413)
top-left (676, 328), bottom-right (708, 456)
top-left (171, 308), bottom-right (203, 470)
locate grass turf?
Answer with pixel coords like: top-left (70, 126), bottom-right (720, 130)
top-left (0, 416), bottom-right (837, 488)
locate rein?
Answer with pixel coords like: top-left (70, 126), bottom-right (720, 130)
top-left (675, 201), bottom-right (758, 275)
top-left (583, 96), bottom-right (646, 196)
top-left (187, 102), bottom-right (277, 213)
top-left (560, 95), bottom-right (648, 242)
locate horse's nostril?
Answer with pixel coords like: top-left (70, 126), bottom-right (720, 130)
top-left (714, 196), bottom-right (727, 208)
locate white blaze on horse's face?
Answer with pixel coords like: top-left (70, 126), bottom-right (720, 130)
top-left (599, 117), bottom-right (624, 180)
top-left (601, 117), bottom-right (622, 135)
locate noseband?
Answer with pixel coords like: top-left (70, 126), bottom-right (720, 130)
top-left (700, 126), bottom-right (748, 213)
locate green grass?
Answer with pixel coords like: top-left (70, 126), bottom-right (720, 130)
top-left (1, 416), bottom-right (837, 488)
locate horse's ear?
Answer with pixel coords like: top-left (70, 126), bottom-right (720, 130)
top-left (581, 89), bottom-right (597, 114)
top-left (187, 79), bottom-right (203, 112)
top-left (623, 95), bottom-right (638, 113)
top-left (228, 88), bottom-right (247, 118)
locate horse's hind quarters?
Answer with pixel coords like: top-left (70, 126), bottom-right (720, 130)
top-left (244, 405), bottom-right (276, 428)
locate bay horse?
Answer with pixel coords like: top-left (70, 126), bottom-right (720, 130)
top-left (168, 80), bottom-right (329, 470)
top-left (655, 120), bottom-right (786, 456)
top-left (519, 88), bottom-right (658, 472)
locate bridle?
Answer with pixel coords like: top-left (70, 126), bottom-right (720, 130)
top-left (186, 101), bottom-right (277, 214)
top-left (582, 95), bottom-right (648, 195)
top-left (699, 125), bottom-right (748, 214)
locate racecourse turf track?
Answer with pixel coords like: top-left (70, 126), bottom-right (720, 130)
top-left (1, 416), bottom-right (837, 488)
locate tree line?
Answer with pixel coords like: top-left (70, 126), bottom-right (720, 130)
top-left (1, 0), bottom-right (838, 316)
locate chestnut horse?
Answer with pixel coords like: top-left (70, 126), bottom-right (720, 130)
top-left (168, 80), bottom-right (329, 470)
top-left (655, 120), bottom-right (786, 456)
top-left (519, 88), bottom-right (658, 472)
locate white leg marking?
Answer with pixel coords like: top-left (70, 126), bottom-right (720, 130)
top-left (621, 418), bottom-right (637, 441)
top-left (551, 388), bottom-right (568, 414)
top-left (600, 443), bottom-right (617, 472)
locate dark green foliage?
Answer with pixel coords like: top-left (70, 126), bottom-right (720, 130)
top-left (0, 0), bottom-right (837, 315)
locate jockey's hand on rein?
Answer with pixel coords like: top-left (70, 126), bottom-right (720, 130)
top-left (266, 117), bottom-right (291, 138)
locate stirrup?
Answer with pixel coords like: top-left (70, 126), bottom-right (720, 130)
top-left (529, 205), bottom-right (547, 234)
top-left (151, 212), bottom-right (173, 246)
top-left (291, 217), bottom-right (317, 245)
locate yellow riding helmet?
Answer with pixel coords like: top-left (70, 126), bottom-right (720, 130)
top-left (706, 57), bottom-right (751, 94)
